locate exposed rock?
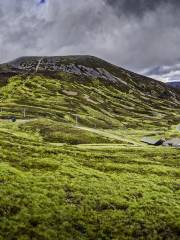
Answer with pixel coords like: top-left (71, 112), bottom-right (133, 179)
top-left (163, 138), bottom-right (180, 148)
top-left (7, 57), bottom-right (130, 85)
top-left (62, 90), bottom-right (78, 96)
top-left (141, 137), bottom-right (165, 146)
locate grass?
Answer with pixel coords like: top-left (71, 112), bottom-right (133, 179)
top-left (0, 120), bottom-right (179, 240)
top-left (0, 73), bottom-right (179, 130)
top-left (19, 119), bottom-right (122, 145)
top-left (0, 57), bottom-right (179, 239)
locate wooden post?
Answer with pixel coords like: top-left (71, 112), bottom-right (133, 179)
top-left (75, 115), bottom-right (78, 126)
top-left (23, 108), bottom-right (26, 118)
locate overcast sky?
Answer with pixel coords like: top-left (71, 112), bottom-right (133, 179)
top-left (0, 0), bottom-right (179, 82)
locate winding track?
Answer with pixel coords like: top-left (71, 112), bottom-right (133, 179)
top-left (75, 126), bottom-right (137, 145)
top-left (35, 58), bottom-right (43, 72)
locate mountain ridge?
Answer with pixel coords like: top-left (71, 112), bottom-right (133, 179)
top-left (167, 81), bottom-right (180, 89)
top-left (1, 55), bottom-right (180, 100)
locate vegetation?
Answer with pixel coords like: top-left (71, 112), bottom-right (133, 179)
top-left (0, 121), bottom-right (179, 240)
top-left (19, 119), bottom-right (122, 144)
top-left (0, 56), bottom-right (179, 239)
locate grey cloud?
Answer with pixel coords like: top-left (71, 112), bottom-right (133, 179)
top-left (0, 0), bottom-right (179, 82)
top-left (106, 0), bottom-right (180, 17)
top-left (142, 62), bottom-right (180, 82)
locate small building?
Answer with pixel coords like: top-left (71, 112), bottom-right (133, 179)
top-left (9, 116), bottom-right (16, 122)
top-left (163, 138), bottom-right (180, 148)
top-left (141, 137), bottom-right (164, 146)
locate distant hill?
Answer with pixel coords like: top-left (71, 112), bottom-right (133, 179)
top-left (167, 81), bottom-right (180, 89)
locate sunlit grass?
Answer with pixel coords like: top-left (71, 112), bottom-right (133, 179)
top-left (0, 71), bottom-right (179, 239)
top-left (0, 120), bottom-right (179, 239)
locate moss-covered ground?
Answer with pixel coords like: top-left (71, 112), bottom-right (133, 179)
top-left (0, 120), bottom-right (179, 240)
top-left (0, 69), bottom-right (179, 239)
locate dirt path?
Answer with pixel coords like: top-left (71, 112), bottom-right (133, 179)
top-left (35, 58), bottom-right (43, 72)
top-left (0, 118), bottom-right (37, 124)
top-left (75, 126), bottom-right (137, 145)
top-left (75, 144), bottom-right (137, 149)
top-left (16, 119), bottom-right (37, 123)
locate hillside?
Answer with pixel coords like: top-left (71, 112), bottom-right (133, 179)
top-left (0, 56), bottom-right (179, 240)
top-left (167, 81), bottom-right (180, 89)
top-left (0, 56), bottom-right (180, 135)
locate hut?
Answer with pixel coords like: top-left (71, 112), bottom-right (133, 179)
top-left (141, 137), bottom-right (164, 146)
top-left (9, 116), bottom-right (16, 122)
top-left (163, 138), bottom-right (180, 148)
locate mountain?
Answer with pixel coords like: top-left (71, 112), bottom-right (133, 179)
top-left (0, 55), bottom-right (180, 144)
top-left (167, 81), bottom-right (180, 89)
top-left (1, 55), bottom-right (179, 142)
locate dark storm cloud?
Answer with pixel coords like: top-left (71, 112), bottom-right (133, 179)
top-left (106, 0), bottom-right (180, 17)
top-left (0, 0), bottom-right (179, 81)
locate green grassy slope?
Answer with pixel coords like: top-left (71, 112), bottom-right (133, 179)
top-left (0, 70), bottom-right (180, 132)
top-left (0, 123), bottom-right (179, 240)
top-left (0, 56), bottom-right (179, 239)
